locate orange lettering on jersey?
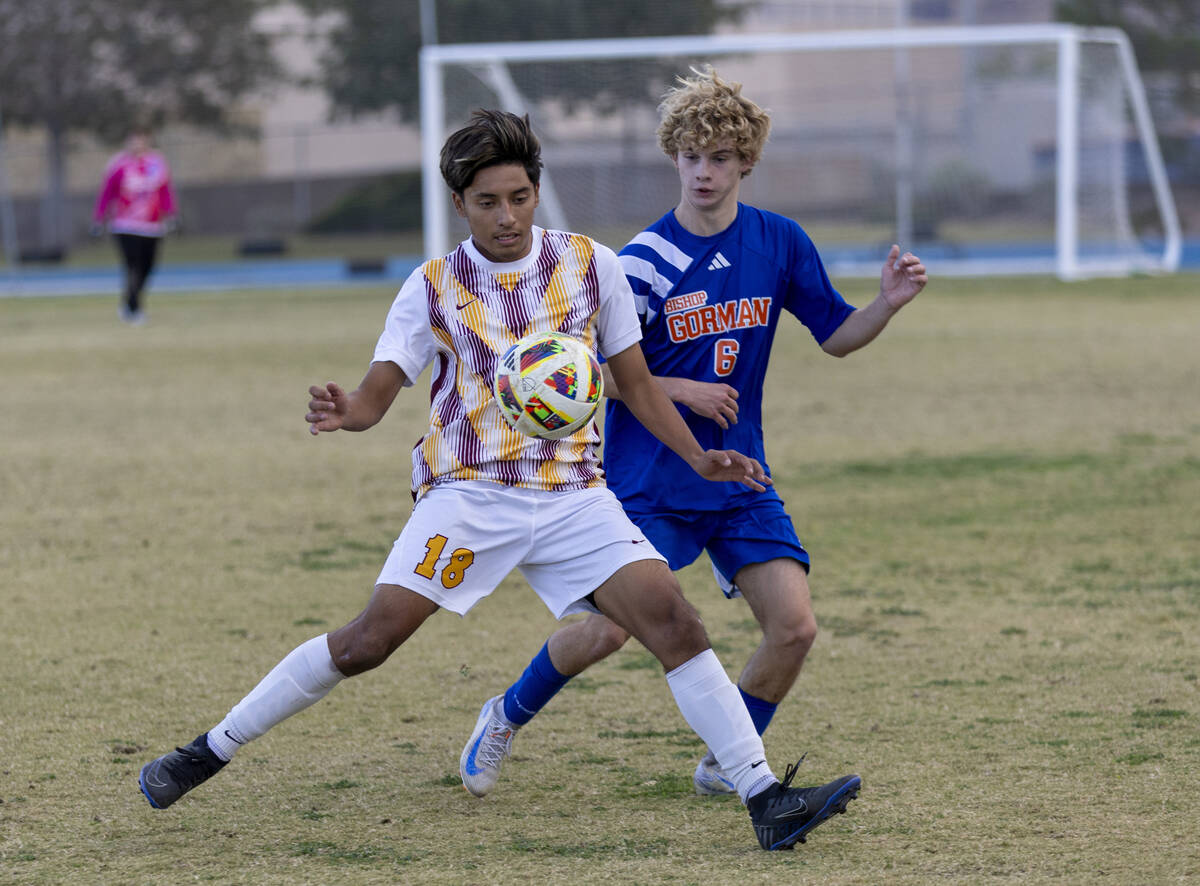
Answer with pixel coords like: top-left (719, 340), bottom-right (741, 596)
top-left (715, 301), bottom-right (738, 330)
top-left (664, 290), bottom-right (708, 314)
top-left (665, 297), bottom-right (772, 342)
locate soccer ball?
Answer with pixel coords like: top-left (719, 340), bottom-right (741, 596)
top-left (493, 331), bottom-right (604, 439)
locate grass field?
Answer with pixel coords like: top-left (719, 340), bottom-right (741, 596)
top-left (2, 273), bottom-right (1199, 884)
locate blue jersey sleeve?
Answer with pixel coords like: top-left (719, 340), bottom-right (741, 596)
top-left (777, 218), bottom-right (855, 345)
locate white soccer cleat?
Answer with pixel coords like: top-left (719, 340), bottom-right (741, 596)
top-left (459, 695), bottom-right (518, 797)
top-left (693, 749), bottom-right (736, 796)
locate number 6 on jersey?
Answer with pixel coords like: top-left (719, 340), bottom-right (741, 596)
top-left (714, 338), bottom-right (739, 377)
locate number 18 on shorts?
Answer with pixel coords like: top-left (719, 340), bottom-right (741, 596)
top-left (376, 481), bottom-right (666, 618)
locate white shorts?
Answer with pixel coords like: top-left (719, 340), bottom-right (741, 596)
top-left (376, 481), bottom-right (667, 618)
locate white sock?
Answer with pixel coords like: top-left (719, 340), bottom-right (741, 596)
top-left (206, 634), bottom-right (344, 761)
top-left (664, 649), bottom-right (777, 803)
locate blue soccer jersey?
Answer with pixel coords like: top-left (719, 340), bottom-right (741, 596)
top-left (605, 204), bottom-right (856, 513)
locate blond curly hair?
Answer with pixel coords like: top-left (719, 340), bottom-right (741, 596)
top-left (656, 66), bottom-right (771, 176)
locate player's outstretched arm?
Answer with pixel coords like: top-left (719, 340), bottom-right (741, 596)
top-left (601, 365), bottom-right (740, 429)
top-left (605, 345), bottom-right (769, 490)
top-left (821, 244), bottom-right (927, 357)
top-left (307, 360), bottom-right (407, 435)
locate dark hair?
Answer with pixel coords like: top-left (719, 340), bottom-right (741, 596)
top-left (128, 111), bottom-right (158, 137)
top-left (439, 109), bottom-right (543, 195)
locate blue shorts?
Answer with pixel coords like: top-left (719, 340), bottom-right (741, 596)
top-left (626, 495), bottom-right (810, 599)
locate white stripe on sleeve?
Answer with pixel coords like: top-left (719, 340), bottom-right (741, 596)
top-left (626, 230), bottom-right (693, 271)
top-left (619, 254), bottom-right (676, 303)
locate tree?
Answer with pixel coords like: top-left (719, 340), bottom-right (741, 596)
top-left (1055, 1), bottom-right (1200, 114)
top-left (299, 0), bottom-right (752, 122)
top-left (0, 0), bottom-right (282, 252)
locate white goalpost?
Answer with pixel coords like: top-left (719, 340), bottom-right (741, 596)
top-left (419, 24), bottom-right (1181, 280)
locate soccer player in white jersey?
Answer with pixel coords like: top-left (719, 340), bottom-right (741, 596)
top-left (461, 70), bottom-right (925, 838)
top-left (136, 109), bottom-right (860, 851)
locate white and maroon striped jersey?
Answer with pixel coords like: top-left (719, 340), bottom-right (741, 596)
top-left (373, 227), bottom-right (642, 500)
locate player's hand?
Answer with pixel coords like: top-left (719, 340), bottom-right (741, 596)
top-left (676, 380), bottom-right (739, 429)
top-left (880, 244), bottom-right (927, 310)
top-left (307, 382), bottom-right (349, 434)
top-left (690, 449), bottom-right (772, 492)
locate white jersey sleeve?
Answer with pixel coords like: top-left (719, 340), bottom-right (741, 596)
top-left (372, 266), bottom-right (438, 386)
top-left (591, 242), bottom-right (643, 360)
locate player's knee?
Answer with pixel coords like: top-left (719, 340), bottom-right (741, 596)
top-left (797, 612), bottom-right (818, 653)
top-left (353, 636), bottom-right (394, 672)
top-left (771, 613), bottom-right (818, 664)
top-left (591, 618), bottom-right (630, 658)
top-left (329, 620), bottom-right (397, 676)
top-left (655, 592), bottom-right (708, 652)
top-left (627, 588), bottom-right (706, 656)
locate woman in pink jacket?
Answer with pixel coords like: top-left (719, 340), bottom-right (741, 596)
top-left (93, 128), bottom-right (177, 324)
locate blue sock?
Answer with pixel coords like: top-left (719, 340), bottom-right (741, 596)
top-left (502, 642), bottom-right (571, 726)
top-left (739, 687), bottom-right (778, 736)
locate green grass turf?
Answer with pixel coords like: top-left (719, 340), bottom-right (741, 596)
top-left (1, 273), bottom-right (1198, 883)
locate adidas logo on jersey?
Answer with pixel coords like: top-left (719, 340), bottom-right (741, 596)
top-left (707, 252), bottom-right (731, 271)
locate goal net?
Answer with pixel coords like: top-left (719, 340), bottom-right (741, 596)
top-left (420, 25), bottom-right (1181, 279)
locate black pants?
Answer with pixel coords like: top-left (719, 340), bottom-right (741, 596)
top-left (114, 233), bottom-right (161, 314)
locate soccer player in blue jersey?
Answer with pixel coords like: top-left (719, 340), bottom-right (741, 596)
top-left (460, 67), bottom-right (926, 829)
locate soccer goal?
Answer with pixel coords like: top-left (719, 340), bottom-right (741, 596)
top-left (420, 24), bottom-right (1181, 280)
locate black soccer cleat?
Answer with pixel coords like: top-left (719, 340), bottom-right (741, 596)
top-left (747, 762), bottom-right (861, 851)
top-left (138, 733), bottom-right (227, 809)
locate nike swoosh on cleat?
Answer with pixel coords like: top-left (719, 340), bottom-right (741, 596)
top-left (143, 767), bottom-right (169, 789)
top-left (772, 803), bottom-right (811, 820)
top-left (463, 736), bottom-right (487, 775)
